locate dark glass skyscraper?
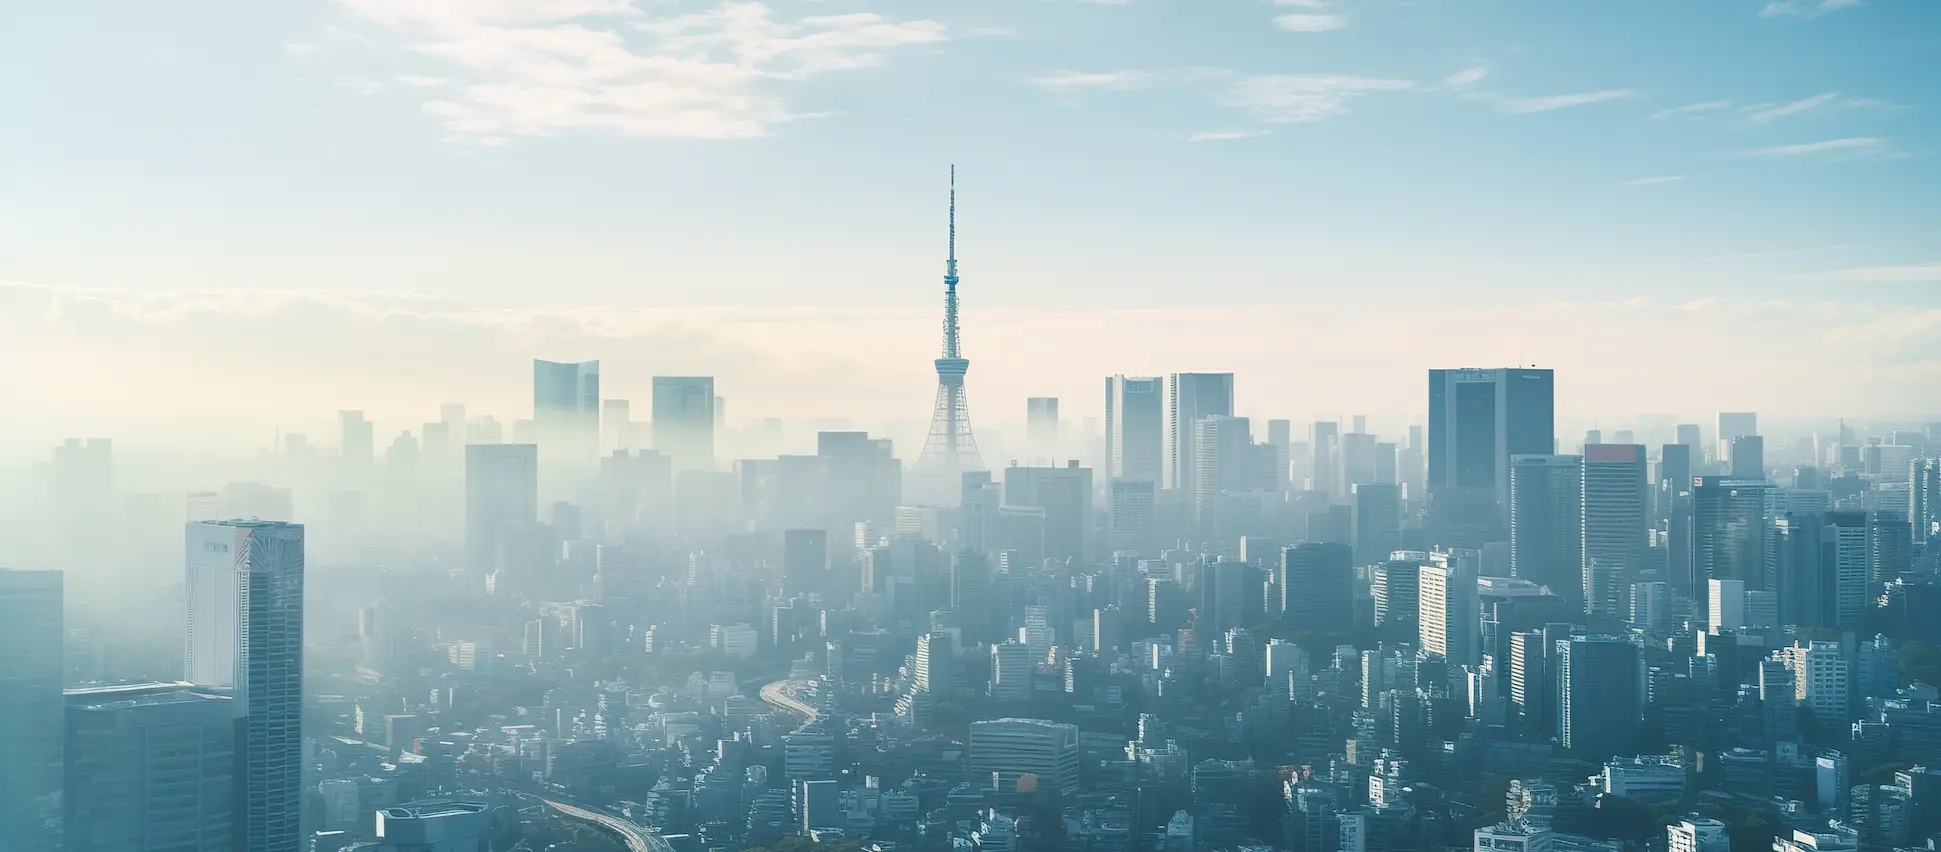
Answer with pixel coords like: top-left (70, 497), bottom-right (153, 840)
top-left (1427, 367), bottom-right (1555, 512)
top-left (185, 521), bottom-right (305, 852)
top-left (1558, 635), bottom-right (1640, 762)
top-left (1507, 454), bottom-right (1584, 611)
top-left (0, 569), bottom-right (64, 852)
top-left (532, 359), bottom-right (600, 468)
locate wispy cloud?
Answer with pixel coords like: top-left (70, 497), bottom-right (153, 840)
top-left (1623, 175), bottom-right (1687, 186)
top-left (1493, 89), bottom-right (1633, 114)
top-left (284, 41), bottom-right (324, 58)
top-left (1029, 69), bottom-right (1160, 93)
top-left (1223, 74), bottom-right (1415, 122)
top-left (1745, 91), bottom-right (1841, 122)
top-left (1275, 12), bottom-right (1348, 32)
top-left (1759, 0), bottom-right (1862, 18)
top-left (1439, 67), bottom-right (1488, 89)
top-left (1746, 136), bottom-right (1886, 156)
top-left (1817, 262), bottom-right (1941, 282)
top-left (1652, 99), bottom-right (1733, 119)
top-left (328, 0), bottom-right (946, 142)
top-left (1187, 129), bottom-right (1268, 142)
top-left (395, 75), bottom-right (447, 88)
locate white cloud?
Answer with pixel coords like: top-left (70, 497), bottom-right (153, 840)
top-left (1495, 89), bottom-right (1633, 114)
top-left (1440, 67), bottom-right (1487, 89)
top-left (1747, 136), bottom-right (1885, 156)
top-left (1816, 262), bottom-right (1941, 282)
top-left (1745, 91), bottom-right (1841, 122)
top-left (1274, 12), bottom-right (1348, 32)
top-left (1187, 129), bottom-right (1267, 142)
top-left (1223, 74), bottom-right (1415, 123)
top-left (1029, 69), bottom-right (1159, 93)
top-left (284, 42), bottom-right (324, 58)
top-left (1652, 99), bottom-right (1732, 119)
top-left (329, 0), bottom-right (946, 141)
top-left (1623, 176), bottom-right (1686, 186)
top-left (1759, 0), bottom-right (1862, 18)
top-left (395, 75), bottom-right (448, 87)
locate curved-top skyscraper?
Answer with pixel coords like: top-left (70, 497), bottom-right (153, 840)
top-left (915, 166), bottom-right (984, 494)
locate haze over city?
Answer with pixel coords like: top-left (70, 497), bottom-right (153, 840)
top-left (4, 2), bottom-right (1941, 852)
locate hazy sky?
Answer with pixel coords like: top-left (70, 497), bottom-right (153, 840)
top-left (3, 0), bottom-right (1938, 454)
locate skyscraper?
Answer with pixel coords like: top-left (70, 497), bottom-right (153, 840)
top-left (1581, 444), bottom-right (1647, 618)
top-left (1311, 420), bottom-right (1339, 500)
top-left (1026, 397), bottom-right (1059, 459)
top-left (1913, 458), bottom-right (1941, 541)
top-left (1104, 375), bottom-right (1165, 484)
top-left (1352, 483), bottom-right (1402, 567)
top-left (1002, 462), bottom-right (1094, 564)
top-left (1281, 543), bottom-right (1353, 634)
top-left (1192, 414), bottom-right (1256, 549)
top-left (1419, 551), bottom-right (1480, 667)
top-left (0, 568), bottom-right (64, 852)
top-left (1426, 367), bottom-right (1556, 508)
top-left (1507, 454), bottom-right (1584, 611)
top-left (782, 529), bottom-right (829, 598)
top-left (915, 167), bottom-right (985, 490)
top-left (185, 520), bottom-right (305, 852)
top-left (1691, 475), bottom-right (1771, 590)
top-left (1558, 635), bottom-right (1640, 762)
top-left (1717, 412), bottom-right (1757, 466)
top-left (63, 682), bottom-right (242, 852)
top-left (533, 358), bottom-right (600, 470)
top-left (652, 376), bottom-right (717, 471)
top-left (464, 444), bottom-right (538, 574)
top-left (1168, 372), bottom-right (1236, 495)
top-left (1729, 434), bottom-right (1766, 481)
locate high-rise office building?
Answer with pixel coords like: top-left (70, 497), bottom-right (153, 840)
top-left (1717, 412), bottom-right (1758, 466)
top-left (1199, 558), bottom-right (1258, 636)
top-left (914, 631), bottom-right (954, 696)
top-left (1311, 420), bottom-right (1339, 500)
top-left (968, 718), bottom-right (1081, 794)
top-left (1668, 819), bottom-right (1729, 852)
top-left (1352, 483), bottom-right (1402, 567)
top-left (1003, 462), bottom-right (1094, 564)
top-left (1026, 397), bottom-right (1059, 459)
top-left (1340, 432), bottom-right (1378, 490)
top-left (1281, 542), bottom-right (1353, 634)
top-left (63, 682), bottom-right (242, 852)
top-left (1426, 368), bottom-right (1556, 508)
top-left (1420, 551), bottom-right (1480, 667)
top-left (1914, 459), bottom-right (1941, 541)
top-left (1105, 376), bottom-right (1166, 485)
top-left (1193, 415), bottom-right (1258, 550)
top-left (1168, 372), bottom-right (1235, 495)
top-left (1871, 513), bottom-right (1912, 584)
top-left (1581, 445), bottom-right (1647, 618)
top-left (1372, 558), bottom-right (1421, 641)
top-left (652, 376), bottom-right (718, 471)
top-left (185, 520), bottom-right (305, 852)
top-left (1691, 476), bottom-right (1771, 590)
top-left (533, 359), bottom-right (601, 469)
top-left (1729, 435), bottom-right (1766, 481)
top-left (464, 444), bottom-right (538, 574)
top-left (990, 642), bottom-right (1035, 702)
top-left (1557, 636), bottom-right (1640, 762)
top-left (1676, 423), bottom-right (1703, 462)
top-left (782, 529), bottom-right (829, 598)
top-left (0, 569), bottom-right (64, 852)
top-left (1507, 454), bottom-right (1584, 611)
top-left (1770, 511), bottom-right (1867, 630)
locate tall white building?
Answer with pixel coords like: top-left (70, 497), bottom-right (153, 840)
top-left (185, 520), bottom-right (305, 852)
top-left (63, 682), bottom-right (243, 852)
top-left (1419, 551), bottom-right (1480, 667)
top-left (0, 568), bottom-right (64, 852)
top-left (1708, 578), bottom-right (1746, 632)
top-left (968, 718), bottom-right (1080, 794)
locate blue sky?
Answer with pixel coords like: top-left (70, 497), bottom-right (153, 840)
top-left (1, 0), bottom-right (1937, 452)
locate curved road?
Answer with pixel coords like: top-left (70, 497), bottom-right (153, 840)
top-left (759, 678), bottom-right (820, 720)
top-left (546, 799), bottom-right (672, 852)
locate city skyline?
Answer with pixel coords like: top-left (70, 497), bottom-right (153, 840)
top-left (5, 1), bottom-right (1941, 449)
